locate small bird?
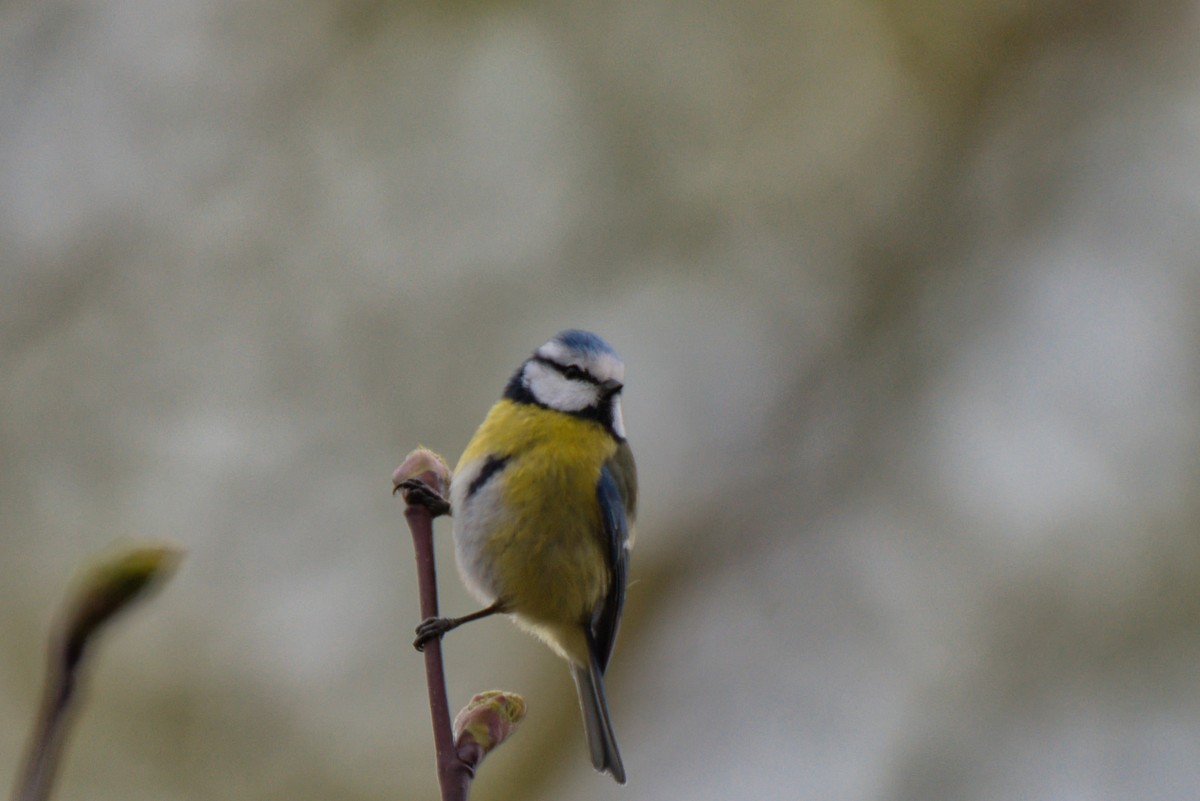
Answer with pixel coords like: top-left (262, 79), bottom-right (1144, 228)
top-left (416, 329), bottom-right (637, 783)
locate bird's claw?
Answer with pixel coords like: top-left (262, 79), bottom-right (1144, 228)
top-left (413, 616), bottom-right (454, 652)
top-left (395, 479), bottom-right (451, 517)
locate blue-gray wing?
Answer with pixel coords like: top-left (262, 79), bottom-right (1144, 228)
top-left (590, 452), bottom-right (635, 672)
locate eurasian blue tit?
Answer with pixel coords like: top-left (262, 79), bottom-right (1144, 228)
top-left (416, 329), bottom-right (637, 783)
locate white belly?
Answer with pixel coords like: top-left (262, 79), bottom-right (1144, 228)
top-left (449, 454), bottom-right (507, 605)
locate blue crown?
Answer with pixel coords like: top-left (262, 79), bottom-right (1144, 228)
top-left (553, 329), bottom-right (617, 357)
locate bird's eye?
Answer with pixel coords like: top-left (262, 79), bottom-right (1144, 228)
top-left (562, 364), bottom-right (587, 381)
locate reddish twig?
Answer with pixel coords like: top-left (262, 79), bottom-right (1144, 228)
top-left (399, 472), bottom-right (469, 801)
top-left (393, 450), bottom-right (524, 801)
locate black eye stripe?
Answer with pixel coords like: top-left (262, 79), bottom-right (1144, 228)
top-left (532, 355), bottom-right (600, 385)
top-left (504, 356), bottom-right (626, 441)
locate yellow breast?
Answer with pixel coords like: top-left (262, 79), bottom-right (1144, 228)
top-left (453, 400), bottom-right (618, 651)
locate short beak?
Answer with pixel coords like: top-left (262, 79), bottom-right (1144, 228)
top-left (599, 378), bottom-right (623, 397)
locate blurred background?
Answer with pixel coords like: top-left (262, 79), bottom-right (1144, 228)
top-left (3, 1), bottom-right (1200, 799)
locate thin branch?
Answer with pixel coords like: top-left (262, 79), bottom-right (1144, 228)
top-left (13, 652), bottom-right (76, 801)
top-left (393, 449), bottom-right (523, 801)
top-left (401, 475), bottom-right (465, 801)
top-left (11, 542), bottom-right (183, 801)
top-left (394, 448), bottom-right (468, 801)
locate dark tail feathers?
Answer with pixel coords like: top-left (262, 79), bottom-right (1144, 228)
top-left (571, 651), bottom-right (625, 784)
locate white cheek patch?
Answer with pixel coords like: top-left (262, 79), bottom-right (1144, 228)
top-left (524, 361), bottom-right (600, 412)
top-left (610, 396), bottom-right (626, 439)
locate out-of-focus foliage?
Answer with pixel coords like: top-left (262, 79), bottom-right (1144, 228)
top-left (2, 2), bottom-right (1199, 800)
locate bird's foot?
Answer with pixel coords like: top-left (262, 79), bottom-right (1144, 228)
top-left (395, 479), bottom-right (451, 517)
top-left (413, 616), bottom-right (456, 652)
